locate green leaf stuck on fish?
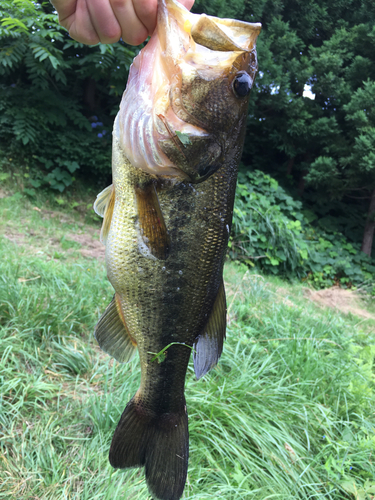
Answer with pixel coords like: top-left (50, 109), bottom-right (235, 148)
top-left (149, 342), bottom-right (196, 363)
top-left (175, 131), bottom-right (192, 146)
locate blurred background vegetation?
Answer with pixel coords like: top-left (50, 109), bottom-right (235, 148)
top-left (1, 0), bottom-right (375, 291)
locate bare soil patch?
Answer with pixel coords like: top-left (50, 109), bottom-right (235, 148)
top-left (2, 226), bottom-right (104, 261)
top-left (305, 286), bottom-right (375, 320)
top-left (3, 231), bottom-right (27, 246)
top-left (68, 233), bottom-right (105, 260)
top-left (1, 194), bottom-right (105, 261)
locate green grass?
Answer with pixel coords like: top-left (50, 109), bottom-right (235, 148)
top-left (1, 192), bottom-right (375, 499)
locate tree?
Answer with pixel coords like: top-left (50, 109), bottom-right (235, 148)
top-left (305, 24), bottom-right (375, 256)
top-left (0, 0), bottom-right (136, 190)
top-left (192, 0), bottom-right (375, 257)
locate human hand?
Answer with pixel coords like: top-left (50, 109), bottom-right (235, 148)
top-left (51, 0), bottom-right (195, 46)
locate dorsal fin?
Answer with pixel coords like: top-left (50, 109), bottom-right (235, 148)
top-left (193, 280), bottom-right (227, 379)
top-left (94, 184), bottom-right (113, 217)
top-left (93, 185), bottom-right (115, 245)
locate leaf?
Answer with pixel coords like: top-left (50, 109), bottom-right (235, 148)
top-left (1, 17), bottom-right (28, 33)
top-left (364, 480), bottom-right (375, 493)
top-left (64, 161), bottom-right (80, 173)
top-left (30, 179), bottom-right (42, 188)
top-left (175, 130), bottom-right (192, 146)
top-left (341, 481), bottom-right (368, 500)
top-left (149, 343), bottom-right (196, 364)
top-left (49, 55), bottom-right (60, 69)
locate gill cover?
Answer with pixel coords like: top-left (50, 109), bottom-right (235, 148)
top-left (114, 0), bottom-right (261, 181)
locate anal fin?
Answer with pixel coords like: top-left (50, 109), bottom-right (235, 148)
top-left (94, 294), bottom-right (137, 363)
top-left (193, 280), bottom-right (226, 379)
top-left (135, 183), bottom-right (170, 260)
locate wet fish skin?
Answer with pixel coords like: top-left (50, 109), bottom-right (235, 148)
top-left (105, 136), bottom-right (235, 500)
top-left (93, 1), bottom-right (261, 499)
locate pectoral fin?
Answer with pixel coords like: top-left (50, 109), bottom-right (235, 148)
top-left (94, 184), bottom-right (115, 244)
top-left (193, 280), bottom-right (227, 379)
top-left (94, 294), bottom-right (137, 363)
top-left (135, 183), bottom-right (170, 260)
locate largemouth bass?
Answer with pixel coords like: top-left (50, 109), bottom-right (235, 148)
top-left (93, 1), bottom-right (261, 499)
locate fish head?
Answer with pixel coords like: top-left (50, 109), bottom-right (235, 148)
top-left (115, 0), bottom-right (261, 183)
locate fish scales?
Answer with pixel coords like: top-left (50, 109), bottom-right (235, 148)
top-left (108, 133), bottom-right (235, 399)
top-left (93, 1), bottom-right (261, 499)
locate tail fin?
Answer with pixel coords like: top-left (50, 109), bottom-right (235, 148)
top-left (109, 397), bottom-right (189, 500)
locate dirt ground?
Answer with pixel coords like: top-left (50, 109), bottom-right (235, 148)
top-left (65, 232), bottom-right (105, 260)
top-left (305, 286), bottom-right (375, 320)
top-left (1, 201), bottom-right (106, 262)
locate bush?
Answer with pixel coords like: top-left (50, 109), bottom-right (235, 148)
top-left (230, 169), bottom-right (375, 291)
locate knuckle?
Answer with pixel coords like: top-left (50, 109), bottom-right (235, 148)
top-left (122, 32), bottom-right (147, 46)
top-left (99, 24), bottom-right (122, 44)
top-left (110, 0), bottom-right (126, 10)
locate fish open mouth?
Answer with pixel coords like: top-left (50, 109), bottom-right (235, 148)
top-left (114, 0), bottom-right (261, 180)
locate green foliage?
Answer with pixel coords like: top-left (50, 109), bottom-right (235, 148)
top-left (230, 169), bottom-right (375, 290)
top-left (231, 169), bottom-right (306, 273)
top-left (0, 0), bottom-right (137, 190)
top-left (193, 0), bottom-right (375, 259)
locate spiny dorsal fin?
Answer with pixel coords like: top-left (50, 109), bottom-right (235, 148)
top-left (94, 184), bottom-right (113, 217)
top-left (135, 183), bottom-right (170, 260)
top-left (193, 280), bottom-right (226, 379)
top-left (94, 294), bottom-right (137, 363)
top-left (94, 185), bottom-right (115, 245)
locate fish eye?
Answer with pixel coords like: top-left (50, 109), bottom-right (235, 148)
top-left (232, 72), bottom-right (252, 98)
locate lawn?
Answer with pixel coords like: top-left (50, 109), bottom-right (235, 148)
top-left (0, 191), bottom-right (374, 499)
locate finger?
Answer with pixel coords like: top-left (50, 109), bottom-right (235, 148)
top-left (54, 0), bottom-right (120, 45)
top-left (86, 0), bottom-right (122, 44)
top-left (179, 0), bottom-right (195, 9)
top-left (65, 0), bottom-right (101, 45)
top-left (50, 0), bottom-right (76, 23)
top-left (110, 0), bottom-right (149, 45)
top-left (132, 0), bottom-right (157, 36)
